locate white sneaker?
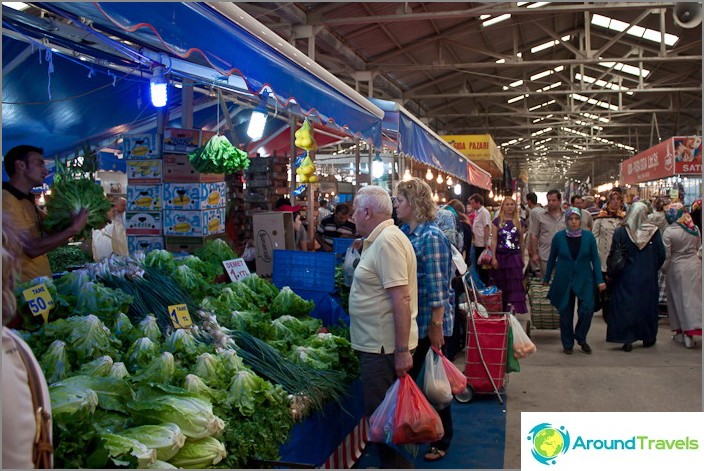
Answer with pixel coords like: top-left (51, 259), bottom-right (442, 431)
top-left (684, 335), bottom-right (695, 349)
top-left (672, 333), bottom-right (684, 343)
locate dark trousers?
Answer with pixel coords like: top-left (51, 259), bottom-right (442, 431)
top-left (358, 351), bottom-right (415, 469)
top-left (409, 337), bottom-right (454, 453)
top-left (472, 245), bottom-right (490, 285)
top-left (559, 289), bottom-right (594, 349)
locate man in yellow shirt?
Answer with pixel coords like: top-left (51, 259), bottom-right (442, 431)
top-left (2, 145), bottom-right (88, 282)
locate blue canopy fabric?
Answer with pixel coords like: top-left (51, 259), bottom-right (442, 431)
top-left (371, 98), bottom-right (491, 188)
top-left (34, 2), bottom-right (382, 146)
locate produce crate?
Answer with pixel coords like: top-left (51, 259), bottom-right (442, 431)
top-left (272, 250), bottom-right (336, 293)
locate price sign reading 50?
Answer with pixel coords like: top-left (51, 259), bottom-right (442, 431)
top-left (22, 283), bottom-right (54, 323)
top-left (168, 304), bottom-right (193, 329)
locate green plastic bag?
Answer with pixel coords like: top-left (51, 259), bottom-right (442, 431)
top-left (506, 327), bottom-right (521, 373)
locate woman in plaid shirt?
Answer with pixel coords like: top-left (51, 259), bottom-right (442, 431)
top-left (395, 178), bottom-right (455, 462)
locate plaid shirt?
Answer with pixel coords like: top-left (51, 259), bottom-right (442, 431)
top-left (401, 222), bottom-right (455, 338)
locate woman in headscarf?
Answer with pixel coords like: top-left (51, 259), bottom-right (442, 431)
top-left (647, 195), bottom-right (671, 309)
top-left (662, 203), bottom-right (702, 348)
top-left (592, 190), bottom-right (627, 322)
top-left (543, 208), bottom-right (605, 354)
top-left (606, 201), bottom-right (666, 351)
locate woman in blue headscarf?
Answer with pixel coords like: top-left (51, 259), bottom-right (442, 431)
top-left (606, 201), bottom-right (666, 352)
top-left (662, 202), bottom-right (702, 349)
top-left (543, 208), bottom-right (605, 354)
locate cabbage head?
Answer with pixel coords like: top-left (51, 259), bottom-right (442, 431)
top-left (118, 423), bottom-right (186, 462)
top-left (40, 339), bottom-right (70, 383)
top-left (168, 436), bottom-right (227, 469)
top-left (98, 433), bottom-right (157, 468)
top-left (143, 249), bottom-right (177, 274)
top-left (49, 382), bottom-right (99, 425)
top-left (78, 355), bottom-right (114, 377)
top-left (133, 351), bottom-right (176, 384)
top-left (126, 337), bottom-right (160, 372)
top-left (269, 287), bottom-right (315, 319)
top-left (137, 315), bottom-right (162, 342)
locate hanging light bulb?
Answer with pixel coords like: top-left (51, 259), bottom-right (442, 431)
top-left (149, 66), bottom-right (168, 108)
top-left (436, 173), bottom-right (443, 184)
top-left (446, 176), bottom-right (453, 186)
top-left (489, 189), bottom-right (494, 199)
top-left (402, 169), bottom-right (412, 181)
top-left (246, 91), bottom-right (269, 140)
top-left (371, 154), bottom-right (384, 179)
top-left (454, 183), bottom-right (462, 195)
top-left (433, 192), bottom-right (440, 202)
top-left (426, 168), bottom-right (434, 180)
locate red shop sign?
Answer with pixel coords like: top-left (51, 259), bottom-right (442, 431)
top-left (620, 139), bottom-right (675, 185)
top-left (673, 136), bottom-right (703, 175)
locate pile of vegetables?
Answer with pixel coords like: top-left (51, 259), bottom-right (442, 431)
top-left (16, 244), bottom-right (359, 468)
top-left (44, 145), bottom-right (112, 239)
top-left (47, 245), bottom-right (92, 273)
top-left (188, 135), bottom-right (250, 174)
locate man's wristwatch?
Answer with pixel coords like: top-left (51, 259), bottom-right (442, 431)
top-left (394, 346), bottom-right (409, 353)
top-left (430, 320), bottom-right (443, 328)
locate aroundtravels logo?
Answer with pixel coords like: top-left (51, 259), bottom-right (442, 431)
top-left (527, 423), bottom-right (571, 465)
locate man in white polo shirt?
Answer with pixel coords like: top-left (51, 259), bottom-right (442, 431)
top-left (348, 185), bottom-right (418, 469)
top-left (469, 193), bottom-right (492, 285)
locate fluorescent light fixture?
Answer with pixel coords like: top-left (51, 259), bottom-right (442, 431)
top-left (482, 14), bottom-right (511, 27)
top-left (509, 79), bottom-right (524, 88)
top-left (575, 73), bottom-right (633, 95)
top-left (149, 66), bottom-right (168, 108)
top-left (371, 154), bottom-right (385, 179)
top-left (247, 92), bottom-right (269, 140)
top-left (598, 61), bottom-right (650, 78)
top-left (517, 2), bottom-right (530, 6)
top-left (591, 13), bottom-right (679, 46)
top-left (530, 65), bottom-right (563, 81)
top-left (2, 2), bottom-right (30, 11)
top-left (507, 94), bottom-right (528, 104)
top-left (527, 2), bottom-right (550, 8)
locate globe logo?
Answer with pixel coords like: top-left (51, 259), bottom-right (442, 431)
top-left (527, 423), bottom-right (570, 465)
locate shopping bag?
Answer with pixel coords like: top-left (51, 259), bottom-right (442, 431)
top-left (509, 314), bottom-right (536, 359)
top-left (421, 349), bottom-right (452, 408)
top-left (342, 246), bottom-right (361, 287)
top-left (392, 375), bottom-right (444, 445)
top-left (368, 379), bottom-right (400, 443)
top-left (478, 247), bottom-right (493, 266)
top-left (432, 346), bottom-right (468, 395)
top-left (506, 327), bottom-right (521, 373)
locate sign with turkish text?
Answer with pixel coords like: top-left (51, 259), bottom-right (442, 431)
top-left (620, 139), bottom-right (674, 185)
top-left (673, 136), bottom-right (702, 175)
top-left (443, 134), bottom-right (504, 178)
top-left (22, 283), bottom-right (54, 324)
top-left (223, 258), bottom-right (251, 282)
top-left (168, 304), bottom-right (193, 329)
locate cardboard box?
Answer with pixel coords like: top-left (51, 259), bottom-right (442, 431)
top-left (163, 128), bottom-right (201, 153)
top-left (163, 208), bottom-right (226, 236)
top-left (126, 184), bottom-right (163, 211)
top-left (163, 154), bottom-right (224, 183)
top-left (252, 211), bottom-right (295, 276)
top-left (200, 130), bottom-right (217, 145)
top-left (163, 182), bottom-right (226, 210)
top-left (125, 211), bottom-right (163, 236)
top-left (128, 236), bottom-right (164, 254)
top-left (164, 234), bottom-right (224, 255)
top-left (126, 160), bottom-right (162, 184)
top-left (123, 133), bottom-right (157, 159)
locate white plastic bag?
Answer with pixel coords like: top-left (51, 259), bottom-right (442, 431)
top-left (342, 246), bottom-right (361, 287)
top-left (368, 379), bottom-right (399, 444)
top-left (422, 349), bottom-right (452, 409)
top-left (509, 314), bottom-right (536, 359)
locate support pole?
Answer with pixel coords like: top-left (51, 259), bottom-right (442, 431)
top-left (354, 139), bottom-right (361, 195)
top-left (289, 114), bottom-right (298, 202)
top-left (181, 78), bottom-right (194, 128)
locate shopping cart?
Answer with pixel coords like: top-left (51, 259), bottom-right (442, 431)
top-left (450, 248), bottom-right (509, 404)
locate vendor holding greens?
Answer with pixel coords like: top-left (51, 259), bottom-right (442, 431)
top-left (2, 145), bottom-right (88, 282)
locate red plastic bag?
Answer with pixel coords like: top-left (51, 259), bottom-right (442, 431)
top-left (432, 346), bottom-right (468, 395)
top-left (392, 375), bottom-right (444, 445)
top-left (367, 379), bottom-right (399, 443)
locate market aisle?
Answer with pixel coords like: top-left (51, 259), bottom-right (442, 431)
top-left (502, 313), bottom-right (703, 469)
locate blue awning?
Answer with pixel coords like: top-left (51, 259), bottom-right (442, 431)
top-left (33, 2), bottom-right (382, 145)
top-left (371, 98), bottom-right (492, 189)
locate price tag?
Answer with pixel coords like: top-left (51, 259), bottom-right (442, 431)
top-left (22, 283), bottom-right (54, 324)
top-left (223, 258), bottom-right (252, 282)
top-left (168, 304), bottom-right (193, 329)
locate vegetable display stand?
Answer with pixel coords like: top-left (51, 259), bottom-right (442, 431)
top-left (276, 379), bottom-right (367, 469)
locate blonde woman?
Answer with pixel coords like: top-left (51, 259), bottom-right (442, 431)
top-left (489, 197), bottom-right (528, 313)
top-left (395, 178), bottom-right (455, 462)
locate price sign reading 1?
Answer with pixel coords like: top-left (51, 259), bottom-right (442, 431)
top-left (222, 258), bottom-right (251, 282)
top-left (22, 283), bottom-right (54, 324)
top-left (168, 304), bottom-right (193, 329)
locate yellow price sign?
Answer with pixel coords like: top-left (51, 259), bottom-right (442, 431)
top-left (22, 283), bottom-right (54, 324)
top-left (168, 304), bottom-right (193, 329)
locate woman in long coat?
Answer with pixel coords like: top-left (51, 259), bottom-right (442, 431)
top-left (543, 208), bottom-right (605, 354)
top-left (592, 190), bottom-right (626, 322)
top-left (606, 202), bottom-right (666, 351)
top-left (662, 203), bottom-right (702, 349)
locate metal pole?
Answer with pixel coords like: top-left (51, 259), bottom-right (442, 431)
top-left (289, 114), bottom-right (298, 202)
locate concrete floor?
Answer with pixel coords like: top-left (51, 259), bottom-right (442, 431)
top-left (502, 312), bottom-right (703, 470)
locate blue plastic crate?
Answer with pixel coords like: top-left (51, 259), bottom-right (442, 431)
top-left (290, 289), bottom-right (349, 327)
top-left (272, 250), bottom-right (337, 293)
top-left (332, 237), bottom-right (355, 255)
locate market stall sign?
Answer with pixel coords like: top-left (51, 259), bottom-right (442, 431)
top-left (22, 283), bottom-right (54, 323)
top-left (620, 137), bottom-right (702, 185)
top-left (168, 304), bottom-right (193, 329)
top-left (223, 258), bottom-right (251, 282)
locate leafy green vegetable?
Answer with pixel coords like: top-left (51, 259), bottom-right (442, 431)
top-left (304, 332), bottom-right (360, 382)
top-left (188, 134), bottom-right (250, 174)
top-left (289, 345), bottom-right (338, 371)
top-left (52, 375), bottom-right (135, 414)
top-left (109, 362), bottom-right (130, 380)
top-left (183, 374), bottom-right (227, 404)
top-left (118, 423), bottom-right (186, 462)
top-left (97, 432), bottom-right (157, 468)
top-left (143, 249), bottom-right (177, 274)
top-left (172, 265), bottom-right (212, 300)
top-left (78, 355), bottom-right (114, 377)
top-left (193, 353), bottom-right (223, 387)
top-left (239, 274), bottom-right (279, 304)
top-left (44, 153), bottom-right (112, 239)
top-left (133, 351), bottom-right (177, 385)
top-left (43, 315), bottom-right (120, 363)
top-left (146, 460), bottom-right (177, 469)
top-left (40, 339), bottom-right (71, 383)
top-left (126, 337), bottom-right (160, 372)
top-left (47, 245), bottom-right (92, 273)
top-left (193, 238), bottom-right (237, 272)
top-left (269, 287), bottom-right (315, 319)
top-left (137, 315), bottom-right (162, 343)
top-left (50, 382), bottom-right (99, 424)
top-left (168, 436), bottom-right (227, 469)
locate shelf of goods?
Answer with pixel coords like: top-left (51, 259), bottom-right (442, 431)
top-left (17, 241), bottom-right (363, 469)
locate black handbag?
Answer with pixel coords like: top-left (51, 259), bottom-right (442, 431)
top-left (607, 239), bottom-right (628, 276)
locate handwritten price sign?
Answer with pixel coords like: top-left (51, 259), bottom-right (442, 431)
top-left (168, 304), bottom-right (193, 329)
top-left (223, 258), bottom-right (251, 282)
top-left (22, 283), bottom-right (54, 323)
